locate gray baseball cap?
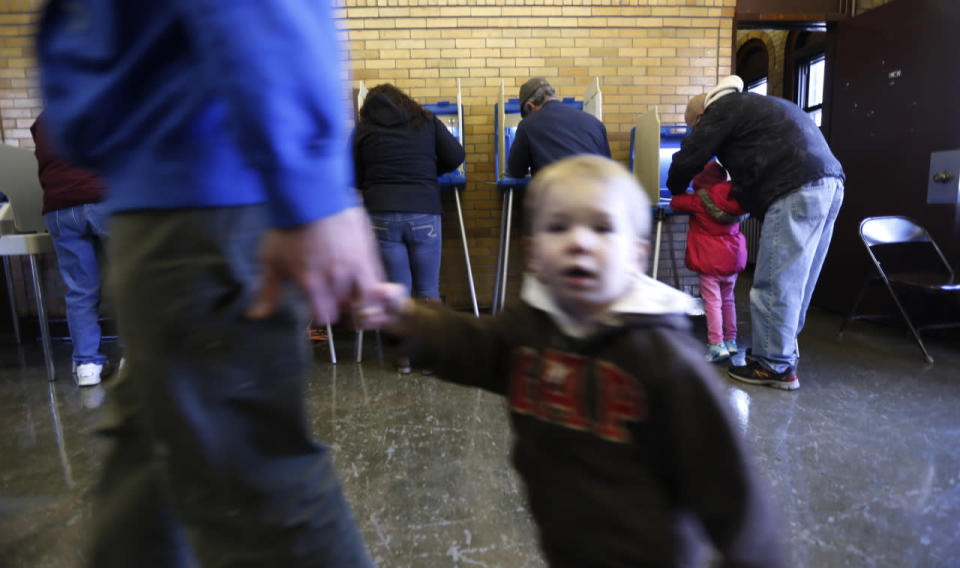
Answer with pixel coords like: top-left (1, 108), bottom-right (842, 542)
top-left (519, 77), bottom-right (552, 110)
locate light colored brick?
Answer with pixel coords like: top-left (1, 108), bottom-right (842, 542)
top-left (379, 49), bottom-right (410, 59)
top-left (396, 39), bottom-right (425, 49)
top-left (365, 40), bottom-right (396, 49)
top-left (410, 29), bottom-right (442, 39)
top-left (379, 7), bottom-right (411, 18)
top-left (456, 38), bottom-right (486, 49)
top-left (546, 17), bottom-right (577, 27)
top-left (649, 47), bottom-right (677, 57)
top-left (380, 30), bottom-right (411, 39)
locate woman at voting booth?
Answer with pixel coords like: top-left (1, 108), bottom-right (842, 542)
top-left (353, 83), bottom-right (465, 372)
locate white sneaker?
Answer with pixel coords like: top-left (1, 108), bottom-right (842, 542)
top-left (73, 362), bottom-right (103, 387)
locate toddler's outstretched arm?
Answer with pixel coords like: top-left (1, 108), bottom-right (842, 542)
top-left (354, 285), bottom-right (513, 395)
top-left (353, 282), bottom-right (412, 332)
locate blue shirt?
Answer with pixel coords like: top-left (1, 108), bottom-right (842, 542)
top-left (507, 100), bottom-right (611, 178)
top-left (37, 0), bottom-right (354, 228)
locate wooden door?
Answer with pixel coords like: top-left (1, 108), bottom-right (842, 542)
top-left (815, 0), bottom-right (960, 312)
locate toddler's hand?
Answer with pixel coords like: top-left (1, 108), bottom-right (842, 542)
top-left (352, 283), bottom-right (411, 331)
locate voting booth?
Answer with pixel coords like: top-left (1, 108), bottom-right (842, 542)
top-left (629, 110), bottom-right (692, 281)
top-left (491, 78), bottom-right (603, 313)
top-left (355, 80), bottom-right (479, 318)
top-left (341, 81), bottom-right (477, 364)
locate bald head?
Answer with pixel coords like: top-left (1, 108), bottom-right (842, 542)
top-left (685, 94), bottom-right (707, 128)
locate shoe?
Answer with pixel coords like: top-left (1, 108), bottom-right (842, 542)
top-left (727, 360), bottom-right (799, 391)
top-left (73, 362), bottom-right (103, 387)
top-left (724, 339), bottom-right (739, 354)
top-left (393, 357), bottom-right (412, 375)
top-left (706, 342), bottom-right (730, 363)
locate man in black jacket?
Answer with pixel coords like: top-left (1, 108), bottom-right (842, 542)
top-left (507, 78), bottom-right (611, 178)
top-left (667, 76), bottom-right (845, 391)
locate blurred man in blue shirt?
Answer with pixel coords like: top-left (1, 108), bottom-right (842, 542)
top-left (38, 1), bottom-right (381, 565)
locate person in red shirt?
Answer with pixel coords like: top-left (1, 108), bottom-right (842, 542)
top-left (670, 161), bottom-right (748, 362)
top-left (31, 112), bottom-right (111, 386)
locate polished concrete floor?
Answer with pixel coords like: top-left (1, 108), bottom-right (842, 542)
top-left (2, 292), bottom-right (960, 567)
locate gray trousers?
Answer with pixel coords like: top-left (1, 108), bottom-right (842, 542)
top-left (91, 205), bottom-right (373, 567)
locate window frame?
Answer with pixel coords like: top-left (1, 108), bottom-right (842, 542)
top-left (797, 53), bottom-right (826, 124)
top-left (747, 77), bottom-right (769, 95)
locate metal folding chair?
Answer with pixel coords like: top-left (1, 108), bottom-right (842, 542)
top-left (839, 216), bottom-right (960, 363)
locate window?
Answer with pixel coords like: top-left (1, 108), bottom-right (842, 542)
top-left (798, 54), bottom-right (825, 126)
top-left (747, 78), bottom-right (768, 96)
top-left (785, 31), bottom-right (827, 127)
top-left (737, 38), bottom-right (769, 96)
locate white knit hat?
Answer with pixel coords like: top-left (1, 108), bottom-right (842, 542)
top-left (704, 75), bottom-right (744, 109)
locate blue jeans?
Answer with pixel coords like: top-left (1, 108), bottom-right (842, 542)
top-left (369, 212), bottom-right (442, 298)
top-left (44, 203), bottom-right (110, 365)
top-left (750, 177), bottom-right (844, 372)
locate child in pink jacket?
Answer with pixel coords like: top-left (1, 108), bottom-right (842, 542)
top-left (670, 161), bottom-right (748, 362)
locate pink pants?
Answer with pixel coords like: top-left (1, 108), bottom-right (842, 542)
top-left (699, 273), bottom-right (738, 345)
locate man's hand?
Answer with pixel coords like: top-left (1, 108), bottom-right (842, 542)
top-left (246, 206), bottom-right (384, 323)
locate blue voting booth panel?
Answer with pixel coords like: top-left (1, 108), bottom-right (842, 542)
top-left (658, 125), bottom-right (689, 197)
top-left (494, 98), bottom-right (528, 188)
top-left (424, 100), bottom-right (466, 188)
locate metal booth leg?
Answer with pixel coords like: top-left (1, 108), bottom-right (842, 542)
top-left (28, 254), bottom-right (55, 382)
top-left (453, 188), bottom-right (479, 317)
top-left (355, 329), bottom-right (363, 363)
top-left (497, 188), bottom-right (515, 314)
top-left (651, 207), bottom-right (665, 280)
top-left (3, 257), bottom-right (22, 344)
top-left (326, 322), bottom-right (337, 364)
top-left (491, 189), bottom-right (509, 314)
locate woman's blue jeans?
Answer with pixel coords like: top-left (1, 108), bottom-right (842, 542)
top-left (43, 203), bottom-right (110, 365)
top-left (749, 177), bottom-right (844, 373)
top-left (369, 212), bottom-right (442, 298)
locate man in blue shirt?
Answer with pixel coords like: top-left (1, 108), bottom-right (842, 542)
top-left (507, 77), bottom-right (611, 178)
top-left (38, 1), bottom-right (380, 565)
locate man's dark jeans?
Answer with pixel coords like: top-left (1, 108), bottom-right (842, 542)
top-left (92, 205), bottom-right (373, 567)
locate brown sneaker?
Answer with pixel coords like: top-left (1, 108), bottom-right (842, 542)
top-left (308, 327), bottom-right (328, 343)
top-left (727, 360), bottom-right (799, 391)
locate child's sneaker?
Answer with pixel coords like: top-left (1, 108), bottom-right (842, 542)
top-left (705, 342), bottom-right (730, 363)
top-left (393, 356), bottom-right (412, 375)
top-left (727, 360), bottom-right (799, 391)
top-left (72, 362), bottom-right (103, 387)
top-left (724, 339), bottom-right (738, 354)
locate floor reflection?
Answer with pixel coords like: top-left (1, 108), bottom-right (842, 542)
top-left (3, 298), bottom-right (960, 567)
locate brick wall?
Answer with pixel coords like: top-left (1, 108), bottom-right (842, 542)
top-left (1, 1), bottom-right (735, 316)
top-left (0, 6), bottom-right (40, 148)
top-left (341, 1), bottom-right (735, 308)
